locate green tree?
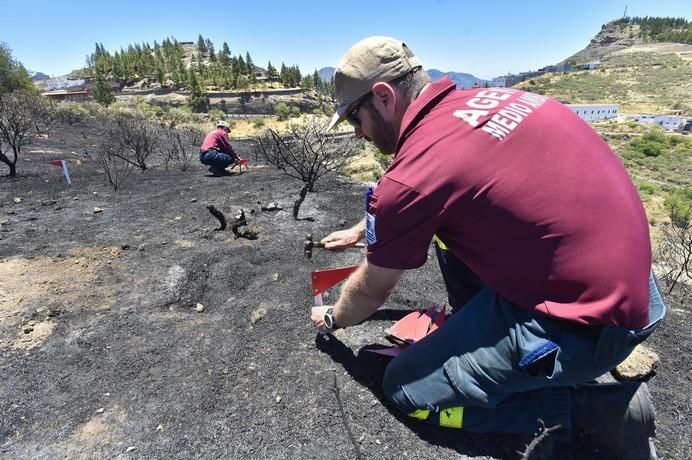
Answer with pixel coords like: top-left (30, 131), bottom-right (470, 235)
top-left (0, 43), bottom-right (34, 93)
top-left (312, 70), bottom-right (322, 92)
top-left (187, 70), bottom-right (209, 112)
top-left (219, 42), bottom-right (231, 66)
top-left (92, 71), bottom-right (115, 106)
top-left (266, 60), bottom-right (277, 80)
top-left (197, 34), bottom-right (208, 53)
top-left (301, 75), bottom-right (313, 91)
top-left (206, 39), bottom-right (215, 61)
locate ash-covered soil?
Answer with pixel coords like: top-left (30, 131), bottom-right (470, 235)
top-left (0, 122), bottom-right (689, 460)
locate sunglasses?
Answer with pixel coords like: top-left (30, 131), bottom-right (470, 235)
top-left (346, 93), bottom-right (372, 129)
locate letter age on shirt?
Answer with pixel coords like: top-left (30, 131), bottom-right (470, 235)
top-left (453, 89), bottom-right (547, 141)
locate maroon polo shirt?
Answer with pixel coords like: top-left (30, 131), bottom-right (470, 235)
top-left (366, 77), bottom-right (651, 328)
top-left (201, 128), bottom-right (236, 157)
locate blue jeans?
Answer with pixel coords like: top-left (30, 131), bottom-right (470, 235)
top-left (382, 244), bottom-right (666, 437)
top-left (199, 149), bottom-right (237, 169)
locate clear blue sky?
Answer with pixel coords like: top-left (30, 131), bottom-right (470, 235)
top-left (2, 0), bottom-right (690, 80)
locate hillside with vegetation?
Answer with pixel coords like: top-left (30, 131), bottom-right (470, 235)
top-left (517, 43), bottom-right (692, 113)
top-left (82, 35), bottom-right (333, 115)
top-left (516, 17), bottom-right (692, 113)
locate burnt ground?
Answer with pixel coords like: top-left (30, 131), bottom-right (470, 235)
top-left (0, 121), bottom-right (690, 460)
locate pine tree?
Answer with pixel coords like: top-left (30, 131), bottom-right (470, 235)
top-left (238, 55), bottom-right (246, 75)
top-left (187, 70), bottom-right (209, 112)
top-left (197, 34), bottom-right (208, 53)
top-left (220, 42), bottom-right (231, 66)
top-left (92, 71), bottom-right (115, 106)
top-left (266, 61), bottom-right (277, 80)
top-left (313, 69), bottom-right (321, 92)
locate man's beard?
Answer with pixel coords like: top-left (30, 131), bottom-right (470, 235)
top-left (368, 107), bottom-right (398, 156)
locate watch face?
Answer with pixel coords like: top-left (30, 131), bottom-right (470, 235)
top-left (324, 313), bottom-right (334, 329)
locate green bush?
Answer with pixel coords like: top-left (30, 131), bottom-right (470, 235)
top-left (628, 129), bottom-right (668, 157)
top-left (635, 180), bottom-right (659, 200)
top-left (275, 102), bottom-right (290, 121)
top-left (137, 101), bottom-right (164, 118)
top-left (252, 118), bottom-right (265, 129)
top-left (208, 108), bottom-right (226, 121)
top-left (664, 189), bottom-right (692, 227)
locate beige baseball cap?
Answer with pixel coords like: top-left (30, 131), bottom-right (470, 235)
top-left (217, 120), bottom-right (230, 129)
top-left (328, 36), bottom-right (421, 130)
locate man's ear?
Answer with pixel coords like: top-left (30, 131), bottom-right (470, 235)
top-left (371, 82), bottom-right (397, 117)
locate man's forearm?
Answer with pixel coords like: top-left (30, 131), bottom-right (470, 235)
top-left (332, 262), bottom-right (402, 327)
top-left (352, 218), bottom-right (366, 241)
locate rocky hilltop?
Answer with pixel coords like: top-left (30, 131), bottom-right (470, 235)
top-left (563, 21), bottom-right (646, 65)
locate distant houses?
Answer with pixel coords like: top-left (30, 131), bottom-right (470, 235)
top-left (637, 114), bottom-right (688, 131)
top-left (41, 77), bottom-right (120, 101)
top-left (43, 76), bottom-right (85, 91)
top-left (567, 104), bottom-right (619, 122)
top-left (489, 60), bottom-right (601, 88)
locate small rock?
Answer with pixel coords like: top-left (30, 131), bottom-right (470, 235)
top-left (156, 424), bottom-right (163, 431)
top-left (250, 304), bottom-right (268, 324)
top-left (375, 439), bottom-right (381, 445)
top-left (272, 273), bottom-right (280, 282)
top-left (125, 446), bottom-right (136, 453)
top-left (22, 325), bottom-right (34, 334)
top-left (93, 207), bottom-right (103, 214)
top-left (275, 395), bottom-right (282, 403)
top-left (96, 407), bottom-right (105, 414)
top-left (121, 244), bottom-right (130, 250)
top-left (612, 344), bottom-right (660, 381)
top-left (13, 197), bottom-right (21, 203)
top-left (338, 219), bottom-right (347, 228)
top-left (41, 199), bottom-right (57, 206)
top-left (266, 202), bottom-right (282, 211)
top-left (190, 198), bottom-right (197, 203)
top-left (174, 215), bottom-right (182, 220)
top-left (73, 197), bottom-right (79, 201)
top-left (195, 303), bottom-right (204, 313)
top-left (137, 244), bottom-right (146, 252)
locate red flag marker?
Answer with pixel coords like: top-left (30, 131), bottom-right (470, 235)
top-left (48, 160), bottom-right (71, 185)
top-left (311, 265), bottom-right (359, 296)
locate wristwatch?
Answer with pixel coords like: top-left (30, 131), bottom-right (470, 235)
top-left (323, 307), bottom-right (338, 330)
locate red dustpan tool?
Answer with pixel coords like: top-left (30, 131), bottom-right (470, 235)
top-left (367, 305), bottom-right (446, 357)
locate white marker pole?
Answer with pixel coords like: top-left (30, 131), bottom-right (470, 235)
top-left (61, 160), bottom-right (72, 185)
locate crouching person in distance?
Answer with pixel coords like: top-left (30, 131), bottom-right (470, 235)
top-left (199, 120), bottom-right (240, 177)
top-left (310, 36), bottom-right (665, 460)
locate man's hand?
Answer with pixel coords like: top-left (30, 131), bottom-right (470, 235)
top-left (321, 228), bottom-right (362, 251)
top-left (311, 305), bottom-right (334, 332)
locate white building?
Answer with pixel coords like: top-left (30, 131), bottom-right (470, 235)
top-left (45, 77), bottom-right (85, 91)
top-left (637, 114), bottom-right (657, 124)
top-left (490, 76), bottom-right (507, 87)
top-left (567, 104), bottom-right (619, 122)
top-left (660, 116), bottom-right (686, 131)
top-left (637, 114), bottom-right (687, 131)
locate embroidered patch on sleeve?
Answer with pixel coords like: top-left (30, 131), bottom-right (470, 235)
top-left (365, 186), bottom-right (377, 245)
top-left (366, 212), bottom-right (377, 245)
